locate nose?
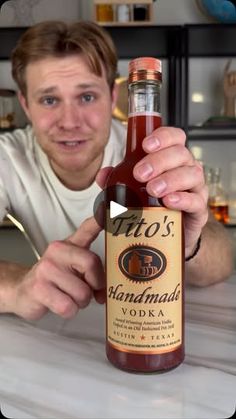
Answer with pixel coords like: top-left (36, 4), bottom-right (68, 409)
top-left (58, 103), bottom-right (81, 130)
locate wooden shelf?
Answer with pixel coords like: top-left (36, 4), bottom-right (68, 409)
top-left (97, 20), bottom-right (154, 26)
top-left (93, 0), bottom-right (153, 25)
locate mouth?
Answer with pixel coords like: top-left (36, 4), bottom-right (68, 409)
top-left (55, 139), bottom-right (87, 149)
top-left (61, 140), bottom-right (84, 146)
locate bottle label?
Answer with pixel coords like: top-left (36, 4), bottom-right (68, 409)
top-left (106, 207), bottom-right (183, 354)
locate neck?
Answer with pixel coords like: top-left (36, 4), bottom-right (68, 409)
top-left (51, 153), bottom-right (103, 191)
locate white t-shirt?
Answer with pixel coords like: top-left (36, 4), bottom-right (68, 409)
top-left (0, 119), bottom-right (126, 262)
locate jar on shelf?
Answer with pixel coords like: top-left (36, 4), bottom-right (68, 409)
top-left (228, 161), bottom-right (236, 221)
top-left (117, 4), bottom-right (130, 22)
top-left (208, 167), bottom-right (229, 224)
top-left (96, 4), bottom-right (114, 22)
top-left (133, 4), bottom-right (148, 21)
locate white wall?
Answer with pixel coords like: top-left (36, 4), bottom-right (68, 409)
top-left (152, 0), bottom-right (209, 24)
top-left (79, 0), bottom-right (209, 23)
top-left (0, 0), bottom-right (210, 27)
top-left (0, 0), bottom-right (81, 26)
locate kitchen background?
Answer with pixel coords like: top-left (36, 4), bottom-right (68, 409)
top-left (1, 0), bottom-right (236, 266)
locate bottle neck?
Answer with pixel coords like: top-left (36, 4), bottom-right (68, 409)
top-left (125, 80), bottom-right (162, 160)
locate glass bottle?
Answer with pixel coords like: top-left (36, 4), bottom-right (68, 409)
top-left (228, 162), bottom-right (236, 221)
top-left (208, 167), bottom-right (229, 224)
top-left (105, 57), bottom-right (184, 373)
top-left (96, 4), bottom-right (114, 22)
top-left (117, 4), bottom-right (130, 22)
top-left (133, 4), bottom-right (148, 21)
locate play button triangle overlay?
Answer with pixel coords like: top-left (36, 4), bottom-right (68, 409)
top-left (93, 185), bottom-right (143, 234)
top-left (110, 201), bottom-right (128, 218)
top-left (110, 201), bottom-right (128, 219)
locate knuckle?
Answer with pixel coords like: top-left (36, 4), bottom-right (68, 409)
top-left (159, 126), bottom-right (186, 144)
top-left (35, 258), bottom-right (54, 279)
top-left (178, 145), bottom-right (193, 162)
top-left (76, 285), bottom-right (92, 308)
top-left (193, 162), bottom-right (204, 181)
top-left (86, 252), bottom-right (100, 270)
top-left (31, 272), bottom-right (47, 297)
top-left (56, 297), bottom-right (78, 318)
top-left (46, 240), bottom-right (64, 257)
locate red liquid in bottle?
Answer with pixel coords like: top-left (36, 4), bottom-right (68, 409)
top-left (105, 58), bottom-right (184, 373)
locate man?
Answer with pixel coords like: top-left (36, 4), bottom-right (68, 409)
top-left (0, 20), bottom-right (233, 321)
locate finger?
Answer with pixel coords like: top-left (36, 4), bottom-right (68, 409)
top-left (94, 288), bottom-right (106, 304)
top-left (46, 241), bottom-right (105, 291)
top-left (142, 127), bottom-right (186, 154)
top-left (161, 189), bottom-right (208, 217)
top-left (133, 144), bottom-right (195, 183)
top-left (146, 164), bottom-right (205, 198)
top-left (96, 166), bottom-right (114, 189)
top-left (70, 249), bottom-right (105, 291)
top-left (68, 216), bottom-right (102, 248)
top-left (35, 280), bottom-right (79, 319)
top-left (42, 261), bottom-right (93, 308)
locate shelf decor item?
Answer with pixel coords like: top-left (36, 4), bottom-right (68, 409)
top-left (93, 0), bottom-right (154, 25)
top-left (223, 60), bottom-right (236, 118)
top-left (196, 0), bottom-right (236, 23)
top-left (96, 3), bottom-right (114, 22)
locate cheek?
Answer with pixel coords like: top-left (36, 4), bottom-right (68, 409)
top-left (88, 103), bottom-right (112, 127)
top-left (30, 108), bottom-right (57, 131)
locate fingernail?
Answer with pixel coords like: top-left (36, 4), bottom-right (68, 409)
top-left (150, 179), bottom-right (167, 195)
top-left (145, 136), bottom-right (160, 151)
top-left (135, 163), bottom-right (153, 180)
top-left (168, 194), bottom-right (180, 203)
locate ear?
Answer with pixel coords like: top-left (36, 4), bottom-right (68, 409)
top-left (111, 82), bottom-right (119, 112)
top-left (17, 91), bottom-right (31, 121)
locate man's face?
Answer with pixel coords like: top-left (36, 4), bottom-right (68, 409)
top-left (19, 54), bottom-right (117, 186)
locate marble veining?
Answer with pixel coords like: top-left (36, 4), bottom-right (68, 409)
top-left (0, 276), bottom-right (236, 418)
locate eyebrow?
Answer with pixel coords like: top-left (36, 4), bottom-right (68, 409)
top-left (34, 83), bottom-right (103, 97)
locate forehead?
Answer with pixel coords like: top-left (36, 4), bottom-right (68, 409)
top-left (25, 54), bottom-right (107, 88)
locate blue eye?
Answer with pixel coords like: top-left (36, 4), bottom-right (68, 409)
top-left (41, 96), bottom-right (57, 106)
top-left (81, 93), bottom-right (95, 103)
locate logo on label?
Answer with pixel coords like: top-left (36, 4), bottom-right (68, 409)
top-left (118, 245), bottom-right (167, 282)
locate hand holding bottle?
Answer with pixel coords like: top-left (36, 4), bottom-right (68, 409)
top-left (98, 126), bottom-right (208, 260)
top-left (132, 126), bottom-right (208, 259)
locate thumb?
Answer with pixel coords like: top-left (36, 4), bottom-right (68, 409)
top-left (67, 216), bottom-right (102, 249)
top-left (96, 166), bottom-right (113, 189)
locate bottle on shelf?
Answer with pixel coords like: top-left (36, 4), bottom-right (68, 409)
top-left (228, 161), bottom-right (236, 222)
top-left (133, 4), bottom-right (148, 21)
top-left (105, 57), bottom-right (184, 373)
top-left (208, 167), bottom-right (229, 224)
top-left (116, 4), bottom-right (130, 22)
top-left (96, 4), bottom-right (114, 22)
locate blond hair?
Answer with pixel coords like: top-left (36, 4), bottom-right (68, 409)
top-left (11, 20), bottom-right (118, 97)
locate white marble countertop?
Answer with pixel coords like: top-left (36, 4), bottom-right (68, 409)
top-left (0, 274), bottom-right (236, 419)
